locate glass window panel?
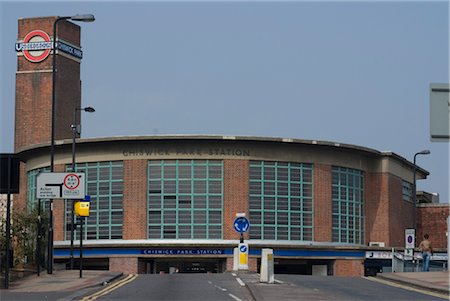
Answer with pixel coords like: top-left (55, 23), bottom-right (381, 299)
top-left (263, 197), bottom-right (275, 210)
top-left (209, 211), bottom-right (222, 224)
top-left (194, 165), bottom-right (207, 178)
top-left (277, 227), bottom-right (289, 240)
top-left (194, 180), bottom-right (207, 193)
top-left (164, 165), bottom-right (176, 179)
top-left (209, 181), bottom-right (222, 194)
top-left (264, 226), bottom-right (275, 240)
top-left (209, 196), bottom-right (221, 209)
top-left (179, 165), bottom-right (192, 179)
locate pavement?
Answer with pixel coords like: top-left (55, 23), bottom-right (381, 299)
top-left (1, 270), bottom-right (123, 293)
top-left (376, 271), bottom-right (449, 295)
top-left (0, 269), bottom-right (448, 301)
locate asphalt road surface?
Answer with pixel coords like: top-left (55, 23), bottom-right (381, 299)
top-left (274, 274), bottom-right (447, 301)
top-left (91, 273), bottom-right (252, 301)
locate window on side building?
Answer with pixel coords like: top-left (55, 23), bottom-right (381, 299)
top-left (331, 166), bottom-right (364, 244)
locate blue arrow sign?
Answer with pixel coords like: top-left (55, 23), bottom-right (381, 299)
top-left (234, 217), bottom-right (250, 233)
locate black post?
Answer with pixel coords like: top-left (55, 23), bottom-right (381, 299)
top-left (240, 233), bottom-right (244, 243)
top-left (79, 216), bottom-right (83, 278)
top-left (5, 156), bottom-right (12, 289)
top-left (70, 109), bottom-right (77, 270)
top-left (36, 199), bottom-right (41, 276)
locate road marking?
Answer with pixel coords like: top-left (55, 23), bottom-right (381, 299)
top-left (228, 293), bottom-right (243, 301)
top-left (363, 276), bottom-right (449, 300)
top-left (235, 277), bottom-right (245, 286)
top-left (80, 274), bottom-right (138, 301)
top-left (214, 284), bottom-right (227, 291)
top-left (231, 273), bottom-right (237, 277)
top-left (274, 279), bottom-right (284, 284)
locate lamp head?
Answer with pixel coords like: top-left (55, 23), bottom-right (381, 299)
top-left (83, 106), bottom-right (95, 113)
top-left (418, 150), bottom-right (431, 155)
top-left (71, 14), bottom-right (95, 22)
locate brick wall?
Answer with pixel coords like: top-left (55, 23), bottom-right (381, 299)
top-left (15, 17), bottom-right (81, 152)
top-left (314, 164), bottom-right (332, 241)
top-left (333, 259), bottom-right (364, 276)
top-left (388, 174), bottom-right (414, 247)
top-left (365, 172), bottom-right (389, 245)
top-left (223, 160), bottom-right (249, 240)
top-left (417, 204), bottom-right (450, 249)
top-left (123, 160), bottom-right (147, 239)
top-left (110, 257), bottom-right (138, 274)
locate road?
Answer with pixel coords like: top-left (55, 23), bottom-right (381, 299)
top-left (1, 273), bottom-right (446, 301)
top-left (89, 273), bottom-right (253, 301)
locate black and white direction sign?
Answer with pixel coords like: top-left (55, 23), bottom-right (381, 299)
top-left (36, 172), bottom-right (85, 199)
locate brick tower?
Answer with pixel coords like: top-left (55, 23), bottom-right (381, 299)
top-left (15, 16), bottom-right (82, 152)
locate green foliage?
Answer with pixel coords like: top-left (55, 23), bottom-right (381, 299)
top-left (0, 208), bottom-right (48, 269)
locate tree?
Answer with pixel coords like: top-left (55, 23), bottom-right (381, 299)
top-left (0, 207), bottom-right (48, 270)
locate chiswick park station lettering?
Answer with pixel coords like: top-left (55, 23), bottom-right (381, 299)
top-left (123, 147), bottom-right (250, 157)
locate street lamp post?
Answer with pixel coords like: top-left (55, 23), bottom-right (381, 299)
top-left (48, 14), bottom-right (95, 274)
top-left (412, 150), bottom-right (431, 237)
top-left (70, 106), bottom-right (95, 270)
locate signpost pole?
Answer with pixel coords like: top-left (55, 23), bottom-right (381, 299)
top-left (79, 216), bottom-right (83, 278)
top-left (5, 156), bottom-right (12, 289)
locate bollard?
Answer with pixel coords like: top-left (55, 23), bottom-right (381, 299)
top-left (233, 247), bottom-right (239, 271)
top-left (260, 248), bottom-right (274, 283)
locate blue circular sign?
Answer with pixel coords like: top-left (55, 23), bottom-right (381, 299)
top-left (234, 217), bottom-right (250, 233)
top-left (240, 245), bottom-right (247, 252)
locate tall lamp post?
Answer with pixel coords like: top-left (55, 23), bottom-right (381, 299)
top-left (49, 14), bottom-right (95, 274)
top-left (412, 149), bottom-right (431, 237)
top-left (69, 106), bottom-right (95, 270)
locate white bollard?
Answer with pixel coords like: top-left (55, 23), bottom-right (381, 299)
top-left (233, 247), bottom-right (239, 271)
top-left (260, 248), bottom-right (274, 283)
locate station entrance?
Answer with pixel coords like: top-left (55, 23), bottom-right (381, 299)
top-left (139, 258), bottom-right (226, 274)
top-left (258, 258), bottom-right (333, 275)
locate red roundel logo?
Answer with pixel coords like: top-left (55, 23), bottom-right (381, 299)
top-left (16, 30), bottom-right (52, 63)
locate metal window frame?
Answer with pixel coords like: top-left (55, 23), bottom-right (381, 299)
top-left (249, 161), bottom-right (314, 241)
top-left (147, 160), bottom-right (224, 240)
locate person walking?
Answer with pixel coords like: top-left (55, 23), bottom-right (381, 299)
top-left (419, 233), bottom-right (433, 272)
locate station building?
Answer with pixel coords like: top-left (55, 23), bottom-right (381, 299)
top-left (11, 16), bottom-right (447, 277)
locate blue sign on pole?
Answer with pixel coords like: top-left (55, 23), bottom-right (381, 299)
top-left (234, 217), bottom-right (250, 233)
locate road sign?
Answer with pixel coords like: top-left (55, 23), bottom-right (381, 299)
top-left (430, 83), bottom-right (450, 142)
top-left (36, 172), bottom-right (85, 199)
top-left (405, 228), bottom-right (415, 249)
top-left (234, 217), bottom-right (250, 233)
top-left (238, 242), bottom-right (249, 270)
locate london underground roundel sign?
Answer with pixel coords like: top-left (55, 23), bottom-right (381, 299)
top-left (16, 30), bottom-right (52, 63)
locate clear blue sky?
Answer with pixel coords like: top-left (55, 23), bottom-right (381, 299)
top-left (1, 1), bottom-right (449, 202)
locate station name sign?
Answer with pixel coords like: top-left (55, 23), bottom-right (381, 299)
top-left (123, 147), bottom-right (250, 157)
top-left (141, 249), bottom-right (225, 255)
top-left (16, 29), bottom-right (83, 63)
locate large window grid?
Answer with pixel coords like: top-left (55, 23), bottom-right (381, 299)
top-left (65, 161), bottom-right (123, 240)
top-left (148, 160), bottom-right (223, 239)
top-left (331, 166), bottom-right (364, 244)
top-left (249, 161), bottom-right (314, 241)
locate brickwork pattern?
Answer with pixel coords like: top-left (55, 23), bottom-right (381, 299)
top-left (123, 160), bottom-right (148, 239)
top-left (314, 164), bottom-right (332, 241)
top-left (417, 205), bottom-right (450, 249)
top-left (333, 259), bottom-right (364, 276)
top-left (388, 175), bottom-right (414, 247)
top-left (15, 17), bottom-right (81, 152)
top-left (110, 257), bottom-right (138, 274)
top-left (223, 160), bottom-right (249, 240)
